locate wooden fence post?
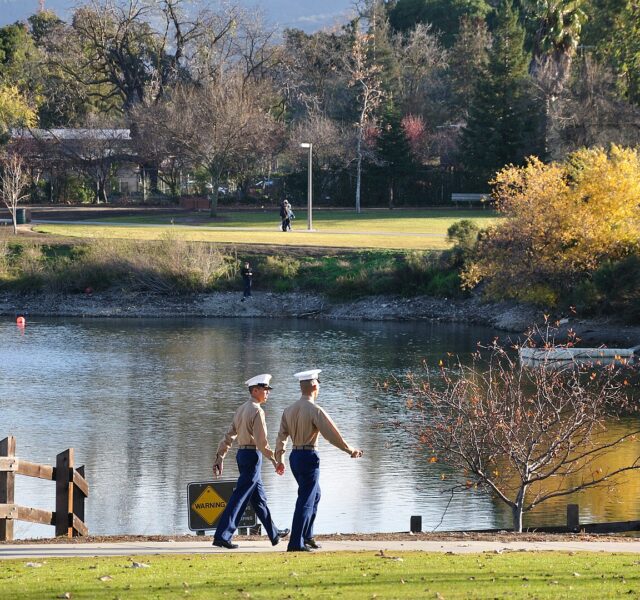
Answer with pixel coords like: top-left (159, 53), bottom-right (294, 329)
top-left (410, 515), bottom-right (422, 533)
top-left (55, 448), bottom-right (74, 537)
top-left (567, 504), bottom-right (580, 532)
top-left (0, 436), bottom-right (16, 541)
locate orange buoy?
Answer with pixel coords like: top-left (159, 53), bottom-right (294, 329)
top-left (16, 316), bottom-right (26, 326)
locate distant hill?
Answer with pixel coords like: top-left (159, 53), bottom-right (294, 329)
top-left (0, 0), bottom-right (353, 32)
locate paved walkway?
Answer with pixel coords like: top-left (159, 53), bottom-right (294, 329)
top-left (1, 539), bottom-right (639, 559)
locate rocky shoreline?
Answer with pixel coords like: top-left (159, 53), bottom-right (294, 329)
top-left (1, 290), bottom-right (639, 347)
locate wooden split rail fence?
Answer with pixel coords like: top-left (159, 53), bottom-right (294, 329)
top-left (0, 436), bottom-right (89, 541)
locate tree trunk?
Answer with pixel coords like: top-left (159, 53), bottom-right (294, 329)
top-left (209, 174), bottom-right (220, 217)
top-left (511, 504), bottom-right (523, 533)
top-left (148, 165), bottom-right (159, 195)
top-left (512, 485), bottom-right (527, 533)
top-left (11, 211), bottom-right (17, 235)
top-left (141, 166), bottom-right (147, 204)
top-left (98, 179), bottom-right (108, 204)
top-left (169, 180), bottom-right (180, 202)
top-left (355, 126), bottom-right (363, 214)
top-left (210, 189), bottom-right (219, 217)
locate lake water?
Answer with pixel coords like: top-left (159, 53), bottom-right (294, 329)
top-left (1, 317), bottom-right (638, 539)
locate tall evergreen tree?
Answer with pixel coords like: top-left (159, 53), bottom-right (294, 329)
top-left (449, 16), bottom-right (492, 121)
top-left (387, 0), bottom-right (492, 47)
top-left (608, 1), bottom-right (640, 105)
top-left (373, 99), bottom-right (416, 207)
top-left (459, 0), bottom-right (543, 184)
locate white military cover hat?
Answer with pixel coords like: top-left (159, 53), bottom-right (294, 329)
top-left (294, 369), bottom-right (322, 381)
top-left (245, 373), bottom-right (273, 389)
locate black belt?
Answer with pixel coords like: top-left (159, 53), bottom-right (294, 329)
top-left (292, 445), bottom-right (316, 450)
top-left (238, 445), bottom-right (256, 449)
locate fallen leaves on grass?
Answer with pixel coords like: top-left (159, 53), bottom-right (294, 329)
top-left (376, 549), bottom-right (403, 561)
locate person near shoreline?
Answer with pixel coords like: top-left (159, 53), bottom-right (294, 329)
top-left (241, 261), bottom-right (253, 302)
top-left (275, 369), bottom-right (363, 552)
top-left (212, 373), bottom-right (289, 549)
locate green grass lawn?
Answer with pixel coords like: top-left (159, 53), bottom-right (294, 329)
top-left (34, 209), bottom-right (500, 251)
top-left (0, 551), bottom-right (638, 599)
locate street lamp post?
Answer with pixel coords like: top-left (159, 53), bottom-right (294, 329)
top-left (300, 142), bottom-right (313, 231)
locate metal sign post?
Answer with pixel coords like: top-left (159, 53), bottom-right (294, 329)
top-left (187, 480), bottom-right (257, 532)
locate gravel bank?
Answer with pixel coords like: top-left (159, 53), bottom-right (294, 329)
top-left (1, 291), bottom-right (639, 346)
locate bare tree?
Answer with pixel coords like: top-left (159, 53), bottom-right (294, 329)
top-left (288, 113), bottom-right (355, 202)
top-left (130, 100), bottom-right (193, 200)
top-left (392, 332), bottom-right (639, 532)
top-left (556, 55), bottom-right (640, 153)
top-left (0, 151), bottom-right (31, 235)
top-left (345, 30), bottom-right (384, 213)
top-left (32, 116), bottom-right (134, 203)
top-left (153, 73), bottom-right (281, 216)
top-left (277, 28), bottom-right (352, 120)
top-left (49, 0), bottom-right (239, 111)
top-left (391, 23), bottom-right (449, 117)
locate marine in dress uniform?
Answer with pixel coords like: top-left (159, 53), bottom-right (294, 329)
top-left (275, 369), bottom-right (363, 552)
top-left (212, 374), bottom-right (289, 549)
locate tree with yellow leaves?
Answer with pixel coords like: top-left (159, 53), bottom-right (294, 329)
top-left (0, 85), bottom-right (36, 141)
top-left (463, 146), bottom-right (640, 305)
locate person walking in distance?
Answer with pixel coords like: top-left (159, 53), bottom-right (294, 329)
top-left (284, 200), bottom-right (294, 231)
top-left (212, 374), bottom-right (289, 549)
top-left (241, 261), bottom-right (253, 302)
top-left (279, 199), bottom-right (289, 232)
top-left (275, 369), bottom-right (363, 552)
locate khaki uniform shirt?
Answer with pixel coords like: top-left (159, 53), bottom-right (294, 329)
top-left (275, 395), bottom-right (353, 462)
top-left (215, 400), bottom-right (277, 467)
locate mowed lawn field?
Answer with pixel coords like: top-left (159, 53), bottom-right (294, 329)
top-left (33, 209), bottom-right (500, 251)
top-left (1, 551), bottom-right (638, 600)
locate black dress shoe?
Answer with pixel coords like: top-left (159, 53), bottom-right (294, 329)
top-left (212, 539), bottom-right (238, 549)
top-left (304, 538), bottom-right (321, 549)
top-left (287, 546), bottom-right (312, 552)
top-left (271, 528), bottom-right (290, 546)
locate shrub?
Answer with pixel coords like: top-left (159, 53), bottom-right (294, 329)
top-left (567, 279), bottom-right (601, 315)
top-left (260, 255), bottom-right (301, 280)
top-left (43, 236), bottom-right (235, 294)
top-left (332, 270), bottom-right (372, 299)
top-left (465, 147), bottom-right (640, 301)
top-left (517, 284), bottom-right (559, 307)
top-left (593, 254), bottom-right (640, 323)
top-left (426, 270), bottom-right (462, 297)
top-left (446, 219), bottom-right (480, 250)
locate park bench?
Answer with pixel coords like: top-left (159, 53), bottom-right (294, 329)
top-left (451, 193), bottom-right (491, 208)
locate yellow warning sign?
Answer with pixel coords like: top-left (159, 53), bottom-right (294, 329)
top-left (191, 486), bottom-right (227, 526)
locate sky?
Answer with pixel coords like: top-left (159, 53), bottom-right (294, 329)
top-left (0, 0), bottom-right (356, 32)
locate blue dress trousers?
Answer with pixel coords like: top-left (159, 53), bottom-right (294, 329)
top-left (288, 449), bottom-right (321, 551)
top-left (213, 449), bottom-right (278, 543)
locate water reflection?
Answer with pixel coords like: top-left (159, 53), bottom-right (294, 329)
top-left (0, 317), bottom-right (637, 539)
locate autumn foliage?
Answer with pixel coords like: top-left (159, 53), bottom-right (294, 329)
top-left (395, 334), bottom-right (639, 532)
top-left (462, 146), bottom-right (640, 305)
